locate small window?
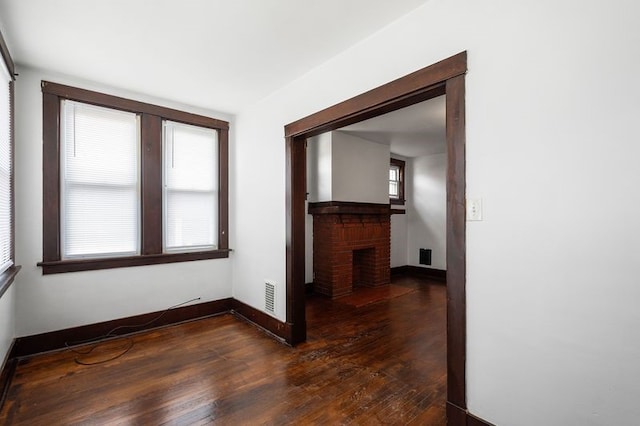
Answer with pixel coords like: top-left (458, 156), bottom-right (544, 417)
top-left (389, 158), bottom-right (405, 205)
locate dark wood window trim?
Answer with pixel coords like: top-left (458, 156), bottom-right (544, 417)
top-left (389, 157), bottom-right (405, 205)
top-left (38, 81), bottom-right (230, 274)
top-left (0, 266), bottom-right (21, 299)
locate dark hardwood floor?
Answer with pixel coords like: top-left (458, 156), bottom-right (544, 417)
top-left (0, 276), bottom-right (446, 425)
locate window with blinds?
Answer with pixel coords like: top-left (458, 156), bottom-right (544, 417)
top-left (0, 62), bottom-right (11, 274)
top-left (40, 82), bottom-right (229, 274)
top-left (60, 100), bottom-right (140, 259)
top-left (163, 121), bottom-right (218, 252)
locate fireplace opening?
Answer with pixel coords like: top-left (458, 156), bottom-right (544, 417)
top-left (352, 247), bottom-right (375, 287)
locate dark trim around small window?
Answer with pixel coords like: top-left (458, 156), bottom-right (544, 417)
top-left (38, 82), bottom-right (230, 274)
top-left (390, 157), bottom-right (405, 205)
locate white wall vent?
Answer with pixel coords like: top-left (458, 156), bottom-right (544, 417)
top-left (265, 281), bottom-right (276, 314)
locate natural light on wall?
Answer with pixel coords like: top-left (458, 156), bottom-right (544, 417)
top-left (0, 60), bottom-right (11, 273)
top-left (60, 100), bottom-right (140, 259)
top-left (163, 121), bottom-right (218, 252)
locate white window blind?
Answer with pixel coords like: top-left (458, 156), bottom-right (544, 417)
top-left (163, 121), bottom-right (218, 252)
top-left (389, 165), bottom-right (400, 198)
top-left (60, 100), bottom-right (140, 258)
top-left (0, 62), bottom-right (11, 273)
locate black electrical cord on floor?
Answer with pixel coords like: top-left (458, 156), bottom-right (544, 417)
top-left (65, 297), bottom-right (202, 366)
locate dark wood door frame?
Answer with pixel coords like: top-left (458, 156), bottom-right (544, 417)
top-left (284, 52), bottom-right (467, 414)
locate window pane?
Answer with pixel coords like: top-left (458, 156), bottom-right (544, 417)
top-left (389, 167), bottom-right (398, 181)
top-left (64, 185), bottom-right (139, 257)
top-left (163, 121), bottom-right (218, 252)
top-left (0, 64), bottom-right (12, 273)
top-left (389, 181), bottom-right (398, 197)
top-left (165, 190), bottom-right (217, 250)
top-left (61, 100), bottom-right (140, 258)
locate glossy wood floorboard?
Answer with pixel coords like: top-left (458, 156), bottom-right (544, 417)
top-left (0, 276), bottom-right (446, 425)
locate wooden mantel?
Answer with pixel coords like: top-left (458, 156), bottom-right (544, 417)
top-left (307, 201), bottom-right (390, 216)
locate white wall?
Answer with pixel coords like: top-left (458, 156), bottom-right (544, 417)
top-left (306, 132), bottom-right (333, 203)
top-left (14, 67), bottom-right (234, 337)
top-left (0, 284), bottom-right (15, 364)
top-left (407, 153), bottom-right (446, 270)
top-left (390, 213), bottom-right (408, 267)
top-left (305, 133), bottom-right (333, 284)
top-left (331, 132), bottom-right (389, 204)
top-left (307, 131), bottom-right (389, 204)
top-left (233, 0), bottom-right (640, 424)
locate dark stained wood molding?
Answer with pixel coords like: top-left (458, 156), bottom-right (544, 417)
top-left (447, 402), bottom-right (496, 426)
top-left (0, 266), bottom-right (21, 300)
top-left (308, 201), bottom-right (390, 215)
top-left (37, 249), bottom-right (231, 274)
top-left (42, 92), bottom-right (61, 262)
top-left (0, 28), bottom-right (15, 78)
top-left (284, 52), bottom-right (465, 138)
top-left (0, 339), bottom-right (17, 412)
top-left (285, 136), bottom-right (307, 345)
top-left (41, 81), bottom-right (229, 130)
top-left (390, 209), bottom-right (406, 215)
top-left (468, 413), bottom-right (496, 426)
top-left (284, 51), bottom-right (467, 418)
top-left (218, 128), bottom-right (230, 250)
top-left (390, 266), bottom-right (404, 276)
top-left (231, 299), bottom-right (291, 343)
top-left (0, 358), bottom-right (16, 412)
top-left (141, 114), bottom-right (163, 254)
top-left (9, 298), bottom-right (234, 359)
top-left (446, 73), bottom-right (467, 409)
top-left (391, 265), bottom-right (446, 283)
top-left (305, 282), bottom-right (314, 294)
top-left (289, 84), bottom-right (447, 140)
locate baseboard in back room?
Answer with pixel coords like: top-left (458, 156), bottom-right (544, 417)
top-left (390, 265), bottom-right (446, 283)
top-left (305, 282), bottom-right (314, 294)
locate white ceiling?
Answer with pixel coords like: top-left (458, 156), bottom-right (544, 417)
top-left (0, 0), bottom-right (430, 114)
top-left (338, 95), bottom-right (446, 158)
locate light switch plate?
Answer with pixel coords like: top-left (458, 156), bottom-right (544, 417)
top-left (467, 198), bottom-right (483, 221)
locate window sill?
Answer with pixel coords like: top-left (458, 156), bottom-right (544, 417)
top-left (37, 249), bottom-right (231, 274)
top-left (390, 198), bottom-right (405, 206)
top-left (0, 265), bottom-right (22, 299)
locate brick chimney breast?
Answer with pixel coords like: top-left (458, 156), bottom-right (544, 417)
top-left (309, 202), bottom-right (391, 298)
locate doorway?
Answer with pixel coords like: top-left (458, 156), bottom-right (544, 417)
top-left (284, 52), bottom-right (467, 416)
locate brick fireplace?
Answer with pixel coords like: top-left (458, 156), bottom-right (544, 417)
top-left (309, 202), bottom-right (391, 298)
